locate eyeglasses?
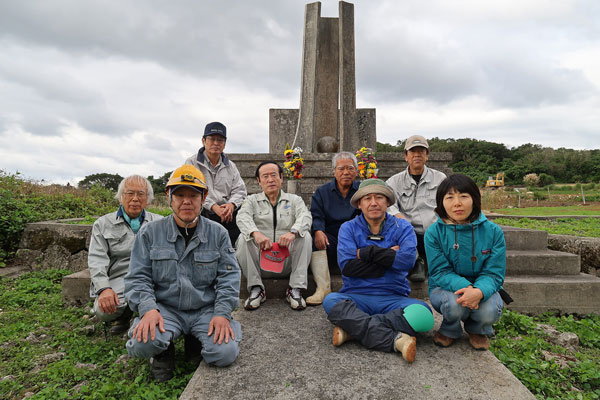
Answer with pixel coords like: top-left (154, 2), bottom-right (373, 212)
top-left (335, 166), bottom-right (357, 172)
top-left (205, 136), bottom-right (226, 144)
top-left (124, 191), bottom-right (147, 198)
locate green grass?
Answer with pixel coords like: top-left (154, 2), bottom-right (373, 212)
top-left (494, 217), bottom-right (600, 238)
top-left (0, 270), bottom-right (196, 400)
top-left (493, 205), bottom-right (600, 216)
top-left (491, 310), bottom-right (600, 399)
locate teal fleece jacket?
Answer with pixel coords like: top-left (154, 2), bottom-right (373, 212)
top-left (425, 213), bottom-right (506, 301)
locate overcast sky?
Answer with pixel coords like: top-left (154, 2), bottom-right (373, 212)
top-left (1, 0), bottom-right (599, 184)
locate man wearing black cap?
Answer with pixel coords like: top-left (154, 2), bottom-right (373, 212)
top-left (185, 121), bottom-right (247, 245)
top-left (386, 135), bottom-right (446, 282)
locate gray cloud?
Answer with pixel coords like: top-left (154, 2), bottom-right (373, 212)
top-left (0, 0), bottom-right (598, 184)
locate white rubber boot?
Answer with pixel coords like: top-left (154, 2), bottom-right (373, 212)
top-left (306, 250), bottom-right (331, 306)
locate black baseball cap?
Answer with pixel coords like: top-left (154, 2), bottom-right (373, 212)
top-left (203, 122), bottom-right (227, 138)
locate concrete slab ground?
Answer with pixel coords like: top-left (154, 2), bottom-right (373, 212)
top-left (180, 301), bottom-right (534, 400)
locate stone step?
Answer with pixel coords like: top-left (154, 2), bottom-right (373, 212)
top-left (180, 301), bottom-right (535, 400)
top-left (504, 274), bottom-right (600, 314)
top-left (500, 226), bottom-right (548, 251)
top-left (239, 275), bottom-right (429, 302)
top-left (506, 250), bottom-right (580, 275)
top-left (61, 269), bottom-right (91, 306)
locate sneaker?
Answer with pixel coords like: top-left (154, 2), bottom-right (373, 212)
top-left (468, 333), bottom-right (490, 350)
top-left (332, 326), bottom-right (352, 347)
top-left (433, 331), bottom-right (455, 347)
top-left (394, 332), bottom-right (417, 363)
top-left (150, 342), bottom-right (175, 382)
top-left (184, 334), bottom-right (203, 364)
top-left (244, 286), bottom-right (266, 310)
top-left (286, 287), bottom-right (306, 310)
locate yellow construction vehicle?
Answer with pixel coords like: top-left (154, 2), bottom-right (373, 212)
top-left (485, 173), bottom-right (505, 188)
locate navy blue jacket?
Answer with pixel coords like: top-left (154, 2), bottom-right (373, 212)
top-left (310, 179), bottom-right (361, 238)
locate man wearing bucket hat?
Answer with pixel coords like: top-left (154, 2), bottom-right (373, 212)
top-left (124, 164), bottom-right (242, 381)
top-left (386, 135), bottom-right (446, 282)
top-left (322, 179), bottom-right (434, 363)
top-left (185, 121), bottom-right (247, 245)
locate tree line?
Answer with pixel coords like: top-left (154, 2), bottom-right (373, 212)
top-left (77, 138), bottom-right (600, 190)
top-left (377, 138), bottom-right (600, 186)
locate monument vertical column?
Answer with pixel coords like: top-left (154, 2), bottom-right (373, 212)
top-left (338, 1), bottom-right (358, 152)
top-left (293, 2), bottom-right (321, 152)
top-left (314, 17), bottom-right (339, 150)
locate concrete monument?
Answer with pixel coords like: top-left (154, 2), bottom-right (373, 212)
top-left (269, 1), bottom-right (376, 154)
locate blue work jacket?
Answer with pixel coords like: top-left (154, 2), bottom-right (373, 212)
top-left (310, 179), bottom-right (361, 238)
top-left (124, 215), bottom-right (240, 319)
top-left (337, 213), bottom-right (417, 296)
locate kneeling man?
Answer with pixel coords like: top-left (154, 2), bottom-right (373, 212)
top-left (125, 165), bottom-right (241, 381)
top-left (323, 179), bottom-right (434, 363)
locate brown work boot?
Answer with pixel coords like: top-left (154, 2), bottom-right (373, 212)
top-left (468, 333), bottom-right (490, 350)
top-left (332, 326), bottom-right (352, 347)
top-left (433, 331), bottom-right (455, 347)
top-left (394, 333), bottom-right (417, 363)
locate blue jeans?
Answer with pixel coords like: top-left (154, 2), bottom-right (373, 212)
top-left (429, 287), bottom-right (503, 338)
top-left (126, 302), bottom-right (242, 367)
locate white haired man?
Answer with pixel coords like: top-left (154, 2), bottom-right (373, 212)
top-left (88, 175), bottom-right (162, 335)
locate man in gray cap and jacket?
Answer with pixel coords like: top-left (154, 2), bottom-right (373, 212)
top-left (386, 135), bottom-right (446, 282)
top-left (185, 121), bottom-right (247, 245)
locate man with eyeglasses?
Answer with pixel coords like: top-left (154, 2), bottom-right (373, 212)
top-left (185, 121), bottom-right (247, 245)
top-left (88, 175), bottom-right (162, 335)
top-left (386, 135), bottom-right (446, 282)
top-left (306, 152), bottom-right (361, 305)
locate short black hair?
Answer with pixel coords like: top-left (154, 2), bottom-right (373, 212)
top-left (434, 174), bottom-right (481, 223)
top-left (255, 161), bottom-right (284, 179)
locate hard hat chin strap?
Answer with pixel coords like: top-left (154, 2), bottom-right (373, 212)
top-left (168, 190), bottom-right (200, 236)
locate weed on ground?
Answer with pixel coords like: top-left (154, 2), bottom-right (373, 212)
top-left (491, 310), bottom-right (600, 400)
top-left (493, 217), bottom-right (600, 238)
top-left (0, 270), bottom-right (195, 400)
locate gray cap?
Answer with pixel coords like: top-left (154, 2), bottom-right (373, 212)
top-left (405, 135), bottom-right (429, 151)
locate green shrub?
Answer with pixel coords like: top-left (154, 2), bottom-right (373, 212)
top-left (538, 173), bottom-right (555, 186)
top-left (532, 191), bottom-right (548, 201)
top-left (0, 172), bottom-right (118, 264)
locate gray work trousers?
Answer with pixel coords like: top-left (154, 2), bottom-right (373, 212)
top-left (126, 302), bottom-right (241, 367)
top-left (235, 234), bottom-right (310, 291)
top-left (92, 293), bottom-right (129, 322)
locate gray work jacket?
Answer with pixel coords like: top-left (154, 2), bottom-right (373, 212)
top-left (88, 210), bottom-right (162, 298)
top-left (124, 215), bottom-right (240, 319)
top-left (386, 165), bottom-right (447, 235)
top-left (236, 190), bottom-right (312, 242)
top-left (185, 148), bottom-right (247, 211)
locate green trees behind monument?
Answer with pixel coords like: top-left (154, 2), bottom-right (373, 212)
top-left (378, 138), bottom-right (600, 186)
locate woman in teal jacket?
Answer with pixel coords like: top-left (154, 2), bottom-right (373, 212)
top-left (425, 174), bottom-right (505, 350)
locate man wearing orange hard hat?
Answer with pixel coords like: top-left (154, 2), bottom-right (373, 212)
top-left (124, 164), bottom-right (242, 381)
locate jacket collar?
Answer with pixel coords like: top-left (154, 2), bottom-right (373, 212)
top-left (435, 212), bottom-right (488, 229)
top-left (404, 164), bottom-right (432, 184)
top-left (330, 178), bottom-right (360, 196)
top-left (196, 146), bottom-right (230, 166)
top-left (165, 214), bottom-right (208, 243)
top-left (116, 206), bottom-right (146, 223)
